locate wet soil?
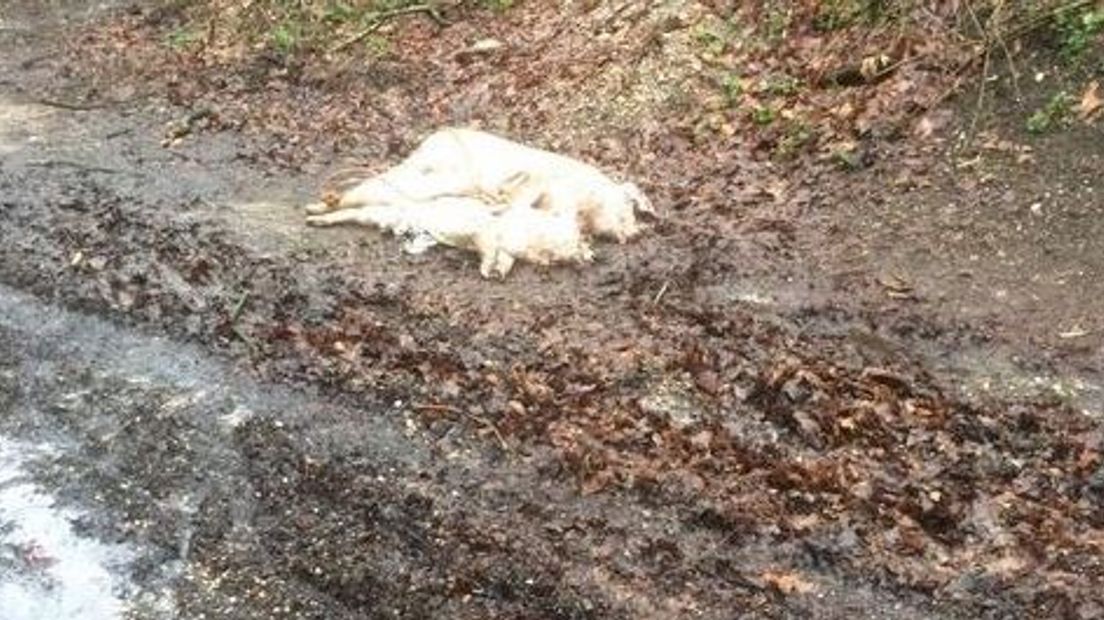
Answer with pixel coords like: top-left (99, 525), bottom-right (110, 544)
top-left (1, 1), bottom-right (1103, 619)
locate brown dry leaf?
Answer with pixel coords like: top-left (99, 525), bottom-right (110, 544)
top-left (860, 54), bottom-right (890, 80)
top-left (761, 570), bottom-right (816, 595)
top-left (876, 274), bottom-right (912, 293)
top-left (914, 116), bottom-right (936, 139)
top-left (1079, 81), bottom-right (1102, 120)
top-left (985, 554), bottom-right (1028, 577)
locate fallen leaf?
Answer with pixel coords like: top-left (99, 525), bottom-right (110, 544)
top-left (761, 570), bottom-right (816, 595)
top-left (985, 554), bottom-right (1027, 577)
top-left (877, 274), bottom-right (912, 293)
top-left (860, 54), bottom-right (891, 80)
top-left (1079, 81), bottom-right (1102, 120)
top-left (914, 116), bottom-right (935, 139)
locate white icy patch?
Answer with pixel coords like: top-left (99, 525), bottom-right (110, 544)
top-left (0, 438), bottom-right (156, 620)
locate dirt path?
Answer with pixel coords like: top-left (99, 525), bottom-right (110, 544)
top-left (2, 1), bottom-right (1103, 619)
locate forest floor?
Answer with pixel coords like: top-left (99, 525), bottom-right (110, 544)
top-left (1, 1), bottom-right (1102, 618)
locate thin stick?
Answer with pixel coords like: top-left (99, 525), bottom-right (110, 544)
top-left (230, 292), bottom-right (250, 322)
top-left (652, 281), bottom-right (669, 305)
top-left (230, 325), bottom-right (255, 350)
top-left (413, 402), bottom-right (463, 414)
top-left (34, 97), bottom-right (108, 111)
top-left (469, 413), bottom-right (510, 452)
top-left (989, 0), bottom-right (1023, 102)
top-left (921, 0), bottom-right (1091, 113)
top-left (965, 0), bottom-right (992, 144)
top-left (330, 4), bottom-right (447, 54)
top-left (25, 160), bottom-right (125, 175)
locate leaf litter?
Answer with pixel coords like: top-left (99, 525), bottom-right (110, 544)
top-left (5, 0), bottom-right (1103, 617)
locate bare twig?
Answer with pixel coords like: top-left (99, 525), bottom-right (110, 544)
top-left (989, 0), bottom-right (1023, 102)
top-left (469, 413), bottom-right (510, 452)
top-left (330, 4), bottom-right (447, 54)
top-left (230, 325), bottom-right (255, 350)
top-left (920, 0), bottom-right (1088, 113)
top-left (965, 0), bottom-right (992, 142)
top-left (652, 281), bottom-right (669, 305)
top-left (413, 402), bottom-right (463, 414)
top-left (998, 0), bottom-right (1093, 42)
top-left (25, 160), bottom-right (127, 175)
top-left (104, 127), bottom-right (134, 140)
top-left (33, 97), bottom-right (108, 111)
top-left (230, 291), bottom-right (250, 322)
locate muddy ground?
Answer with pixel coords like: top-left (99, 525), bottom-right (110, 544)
top-left (1, 1), bottom-right (1103, 619)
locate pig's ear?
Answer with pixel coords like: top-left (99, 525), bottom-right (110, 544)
top-left (622, 183), bottom-right (655, 216)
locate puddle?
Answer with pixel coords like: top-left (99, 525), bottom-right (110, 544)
top-left (0, 438), bottom-right (175, 620)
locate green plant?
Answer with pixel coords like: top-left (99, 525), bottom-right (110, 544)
top-left (832, 144), bottom-right (862, 170)
top-left (762, 72), bottom-right (801, 97)
top-left (751, 104), bottom-right (776, 126)
top-left (323, 3), bottom-right (356, 23)
top-left (165, 27), bottom-right (200, 50)
top-left (812, 0), bottom-right (887, 32)
top-left (764, 3), bottom-right (793, 42)
top-left (477, 0), bottom-right (515, 11)
top-left (1056, 6), bottom-right (1104, 60)
top-left (775, 119), bottom-right (813, 158)
top-left (1026, 91), bottom-right (1073, 133)
top-left (721, 74), bottom-right (744, 105)
top-left (363, 33), bottom-right (392, 57)
top-left (693, 19), bottom-right (735, 56)
top-left (271, 21), bottom-right (301, 54)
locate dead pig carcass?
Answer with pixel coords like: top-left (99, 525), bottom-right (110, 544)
top-left (304, 128), bottom-right (654, 277)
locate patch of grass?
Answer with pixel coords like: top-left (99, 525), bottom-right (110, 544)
top-left (693, 19), bottom-right (736, 56)
top-left (476, 0), bottom-right (515, 11)
top-left (762, 72), bottom-right (801, 97)
top-left (832, 143), bottom-right (863, 170)
top-left (1056, 5), bottom-right (1104, 61)
top-left (812, 0), bottom-right (886, 32)
top-left (764, 3), bottom-right (793, 43)
top-left (1026, 91), bottom-right (1073, 134)
top-left (363, 33), bottom-right (392, 58)
top-left (189, 0), bottom-right (501, 58)
top-left (775, 118), bottom-right (813, 159)
top-left (270, 21), bottom-right (301, 54)
top-left (322, 4), bottom-right (357, 23)
top-left (164, 27), bottom-right (201, 50)
top-left (721, 74), bottom-right (744, 106)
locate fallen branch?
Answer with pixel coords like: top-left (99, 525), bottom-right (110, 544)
top-left (329, 4), bottom-right (447, 54)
